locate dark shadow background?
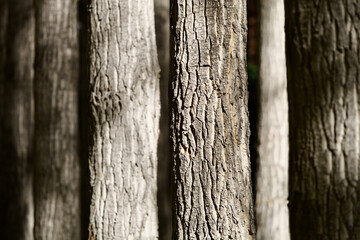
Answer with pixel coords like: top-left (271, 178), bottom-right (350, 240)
top-left (78, 0), bottom-right (90, 239)
top-left (247, 0), bottom-right (260, 205)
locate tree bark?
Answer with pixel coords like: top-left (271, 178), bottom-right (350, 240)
top-left (34, 0), bottom-right (81, 239)
top-left (170, 0), bottom-right (255, 239)
top-left (286, 1), bottom-right (360, 239)
top-left (256, 0), bottom-right (289, 239)
top-left (154, 0), bottom-right (172, 239)
top-left (88, 0), bottom-right (160, 239)
top-left (0, 0), bottom-right (34, 239)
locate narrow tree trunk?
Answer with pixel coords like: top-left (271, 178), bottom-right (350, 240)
top-left (88, 0), bottom-right (160, 238)
top-left (34, 0), bottom-right (80, 239)
top-left (256, 0), bottom-right (289, 239)
top-left (0, 0), bottom-right (34, 239)
top-left (170, 0), bottom-right (255, 238)
top-left (154, 0), bottom-right (172, 239)
top-left (286, 1), bottom-right (360, 239)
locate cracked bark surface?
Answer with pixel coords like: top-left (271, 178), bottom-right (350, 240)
top-left (88, 0), bottom-right (160, 239)
top-left (256, 0), bottom-right (290, 239)
top-left (0, 0), bottom-right (34, 239)
top-left (170, 0), bottom-right (255, 239)
top-left (34, 0), bottom-right (81, 239)
top-left (286, 1), bottom-right (360, 239)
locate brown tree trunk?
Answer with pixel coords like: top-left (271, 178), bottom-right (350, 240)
top-left (0, 0), bottom-right (34, 239)
top-left (155, 0), bottom-right (172, 239)
top-left (87, 0), bottom-right (160, 238)
top-left (286, 1), bottom-right (360, 239)
top-left (170, 0), bottom-right (255, 238)
top-left (256, 0), bottom-right (289, 239)
top-left (34, 0), bottom-right (81, 239)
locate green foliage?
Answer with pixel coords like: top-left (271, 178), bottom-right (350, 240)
top-left (247, 63), bottom-right (259, 82)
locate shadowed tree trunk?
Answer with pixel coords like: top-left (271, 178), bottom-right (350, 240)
top-left (34, 0), bottom-right (81, 239)
top-left (170, 0), bottom-right (255, 238)
top-left (154, 0), bottom-right (172, 239)
top-left (0, 0), bottom-right (34, 239)
top-left (286, 1), bottom-right (360, 239)
top-left (87, 0), bottom-right (160, 238)
top-left (256, 0), bottom-right (289, 239)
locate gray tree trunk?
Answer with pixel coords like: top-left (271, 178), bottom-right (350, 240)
top-left (0, 0), bottom-right (34, 239)
top-left (88, 0), bottom-right (160, 239)
top-left (170, 0), bottom-right (255, 239)
top-left (34, 0), bottom-right (81, 239)
top-left (286, 1), bottom-right (360, 239)
top-left (154, 0), bottom-right (172, 239)
top-left (256, 0), bottom-right (289, 239)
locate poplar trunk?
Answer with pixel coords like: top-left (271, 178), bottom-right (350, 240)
top-left (286, 1), bottom-right (360, 239)
top-left (170, 0), bottom-right (255, 238)
top-left (256, 0), bottom-right (289, 239)
top-left (34, 0), bottom-right (81, 238)
top-left (0, 0), bottom-right (34, 239)
top-left (88, 0), bottom-right (160, 238)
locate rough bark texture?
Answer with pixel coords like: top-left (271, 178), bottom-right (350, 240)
top-left (170, 0), bottom-right (255, 239)
top-left (286, 1), bottom-right (360, 239)
top-left (0, 0), bottom-right (34, 239)
top-left (88, 0), bottom-right (160, 239)
top-left (34, 0), bottom-right (81, 239)
top-left (154, 0), bottom-right (172, 239)
top-left (256, 0), bottom-right (289, 239)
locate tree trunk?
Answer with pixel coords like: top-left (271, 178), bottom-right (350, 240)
top-left (256, 0), bottom-right (289, 239)
top-left (286, 1), bottom-right (360, 239)
top-left (170, 0), bottom-right (255, 238)
top-left (88, 0), bottom-right (160, 238)
top-left (34, 0), bottom-right (81, 239)
top-left (154, 0), bottom-right (172, 239)
top-left (0, 0), bottom-right (34, 239)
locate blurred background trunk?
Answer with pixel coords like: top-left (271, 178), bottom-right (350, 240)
top-left (256, 0), bottom-right (289, 239)
top-left (33, 0), bottom-right (81, 238)
top-left (0, 0), bottom-right (34, 239)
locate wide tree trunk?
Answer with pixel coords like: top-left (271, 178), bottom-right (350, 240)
top-left (256, 0), bottom-right (289, 239)
top-left (34, 0), bottom-right (81, 239)
top-left (0, 0), bottom-right (34, 239)
top-left (286, 1), bottom-right (360, 239)
top-left (88, 0), bottom-right (160, 239)
top-left (154, 0), bottom-right (172, 239)
top-left (170, 0), bottom-right (255, 239)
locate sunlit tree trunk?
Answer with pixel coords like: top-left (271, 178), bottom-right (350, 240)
top-left (170, 0), bottom-right (255, 238)
top-left (286, 1), bottom-right (360, 239)
top-left (88, 0), bottom-right (160, 238)
top-left (0, 0), bottom-right (34, 239)
top-left (34, 0), bottom-right (81, 239)
top-left (256, 0), bottom-right (289, 239)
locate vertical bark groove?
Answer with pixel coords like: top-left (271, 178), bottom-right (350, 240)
top-left (286, 1), bottom-right (360, 239)
top-left (170, 0), bottom-right (255, 239)
top-left (0, 0), bottom-right (34, 239)
top-left (34, 0), bottom-right (81, 239)
top-left (88, 0), bottom-right (160, 238)
top-left (256, 0), bottom-right (289, 239)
